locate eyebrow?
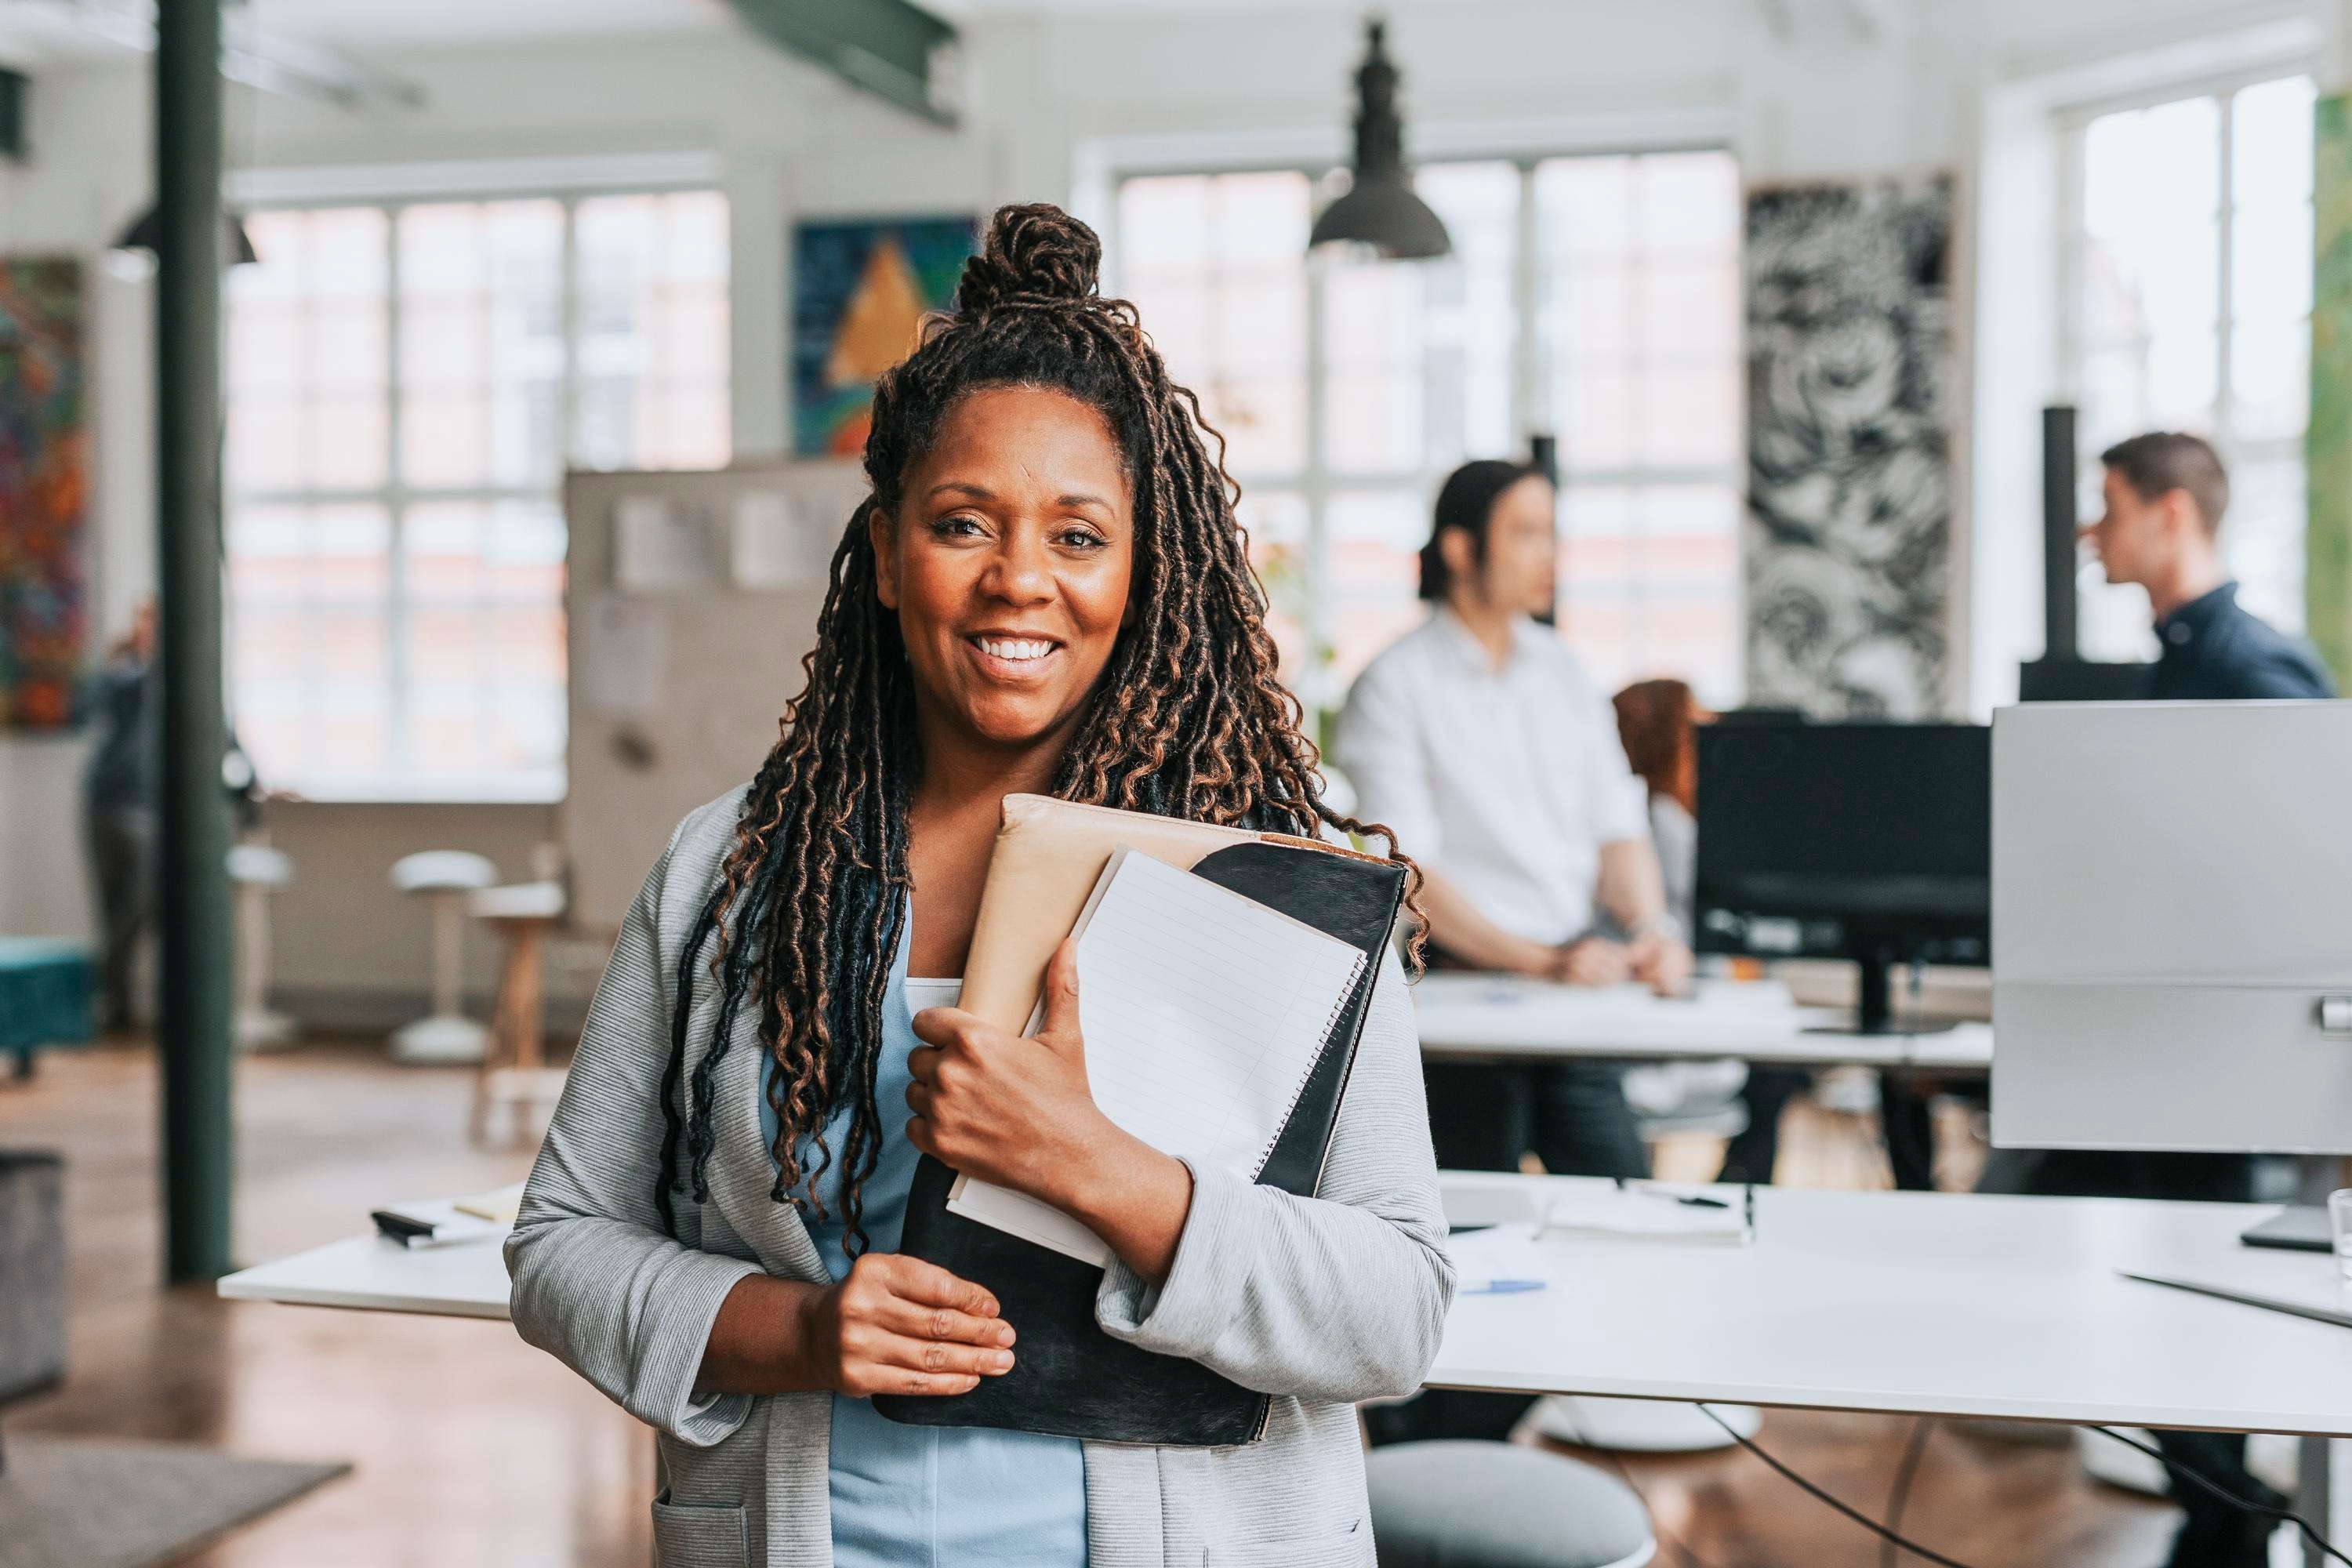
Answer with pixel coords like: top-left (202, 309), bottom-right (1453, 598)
top-left (924, 481), bottom-right (1119, 513)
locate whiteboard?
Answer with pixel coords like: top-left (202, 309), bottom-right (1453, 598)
top-left (561, 460), bottom-right (870, 932)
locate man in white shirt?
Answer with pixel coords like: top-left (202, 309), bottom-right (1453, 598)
top-left (1334, 459), bottom-right (1691, 1180)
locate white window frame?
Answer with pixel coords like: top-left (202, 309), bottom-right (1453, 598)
top-left (2054, 62), bottom-right (2317, 645)
top-left (1106, 143), bottom-right (1745, 714)
top-left (227, 179), bottom-right (728, 804)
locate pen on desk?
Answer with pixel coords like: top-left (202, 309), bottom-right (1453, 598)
top-left (1745, 1183), bottom-right (1755, 1236)
top-left (1613, 1178), bottom-right (1731, 1209)
top-left (1458, 1278), bottom-right (1546, 1295)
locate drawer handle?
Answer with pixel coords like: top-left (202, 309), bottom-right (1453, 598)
top-left (2318, 997), bottom-right (2352, 1035)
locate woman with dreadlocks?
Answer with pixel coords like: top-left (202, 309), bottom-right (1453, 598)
top-left (507, 204), bottom-right (1450, 1567)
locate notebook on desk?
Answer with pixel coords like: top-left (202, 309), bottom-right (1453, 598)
top-left (875, 795), bottom-right (1409, 1447)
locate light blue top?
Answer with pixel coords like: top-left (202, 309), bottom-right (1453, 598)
top-left (760, 929), bottom-right (1088, 1568)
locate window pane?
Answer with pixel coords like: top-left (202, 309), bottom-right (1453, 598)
top-left (2070, 75), bottom-right (2314, 660)
top-left (1236, 488), bottom-right (1312, 691)
top-left (573, 190), bottom-right (732, 471)
top-left (226, 189), bottom-right (728, 798)
top-left (1326, 489), bottom-right (1427, 688)
top-left (227, 502), bottom-right (395, 787)
top-left (1120, 172), bottom-right (1310, 477)
top-left (2226, 456), bottom-right (2307, 633)
top-left (1537, 148), bottom-right (1743, 705)
top-left (1559, 482), bottom-right (1740, 706)
top-left (226, 208), bottom-right (390, 493)
top-left (400, 199), bottom-right (566, 490)
top-left (1320, 160), bottom-right (1519, 476)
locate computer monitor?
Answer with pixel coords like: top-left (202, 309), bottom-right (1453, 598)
top-left (1694, 721), bottom-right (1991, 1034)
top-left (1991, 700), bottom-right (2352, 1158)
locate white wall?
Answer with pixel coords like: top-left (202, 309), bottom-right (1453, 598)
top-left (0, 0), bottom-right (2329, 1014)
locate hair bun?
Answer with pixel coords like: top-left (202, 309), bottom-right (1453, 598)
top-left (955, 204), bottom-right (1102, 314)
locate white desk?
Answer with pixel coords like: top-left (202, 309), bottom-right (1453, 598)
top-left (1411, 972), bottom-right (1994, 1072)
top-left (1430, 1174), bottom-right (2352, 1438)
top-left (225, 1183), bottom-right (2343, 1435)
top-left (224, 1185), bottom-right (2350, 1561)
top-left (219, 1232), bottom-right (511, 1319)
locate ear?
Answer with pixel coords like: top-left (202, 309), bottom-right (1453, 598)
top-left (867, 502), bottom-right (900, 612)
top-left (1438, 525), bottom-right (1478, 590)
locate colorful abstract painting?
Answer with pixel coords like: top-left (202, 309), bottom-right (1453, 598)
top-left (1744, 176), bottom-right (1953, 718)
top-left (0, 257), bottom-right (86, 729)
top-left (793, 216), bottom-right (976, 458)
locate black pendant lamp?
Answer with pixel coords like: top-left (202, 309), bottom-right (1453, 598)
top-left (114, 203), bottom-right (261, 266)
top-left (1308, 17), bottom-right (1450, 261)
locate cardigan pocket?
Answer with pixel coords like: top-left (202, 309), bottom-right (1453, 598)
top-left (650, 1491), bottom-right (750, 1568)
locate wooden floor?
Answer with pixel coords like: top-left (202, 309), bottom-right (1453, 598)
top-left (0, 1040), bottom-right (2178, 1567)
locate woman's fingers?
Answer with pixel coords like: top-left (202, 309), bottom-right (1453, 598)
top-left (875, 1294), bottom-right (1014, 1349)
top-left (835, 1329), bottom-right (1014, 1396)
top-left (867, 1253), bottom-right (1001, 1319)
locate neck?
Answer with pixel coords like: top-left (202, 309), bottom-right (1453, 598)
top-left (1443, 590), bottom-right (1516, 670)
top-left (909, 706), bottom-right (1073, 822)
top-left (2148, 550), bottom-right (2227, 622)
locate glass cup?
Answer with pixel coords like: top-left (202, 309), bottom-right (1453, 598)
top-left (2330, 1189), bottom-right (2352, 1281)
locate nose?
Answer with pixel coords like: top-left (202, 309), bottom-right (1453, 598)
top-left (982, 525), bottom-right (1055, 606)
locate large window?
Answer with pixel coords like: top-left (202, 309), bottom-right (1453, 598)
top-left (1116, 149), bottom-right (1744, 715)
top-left (225, 189), bottom-right (730, 800)
top-left (2065, 74), bottom-right (2315, 658)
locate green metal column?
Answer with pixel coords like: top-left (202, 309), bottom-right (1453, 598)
top-left (155, 0), bottom-right (234, 1283)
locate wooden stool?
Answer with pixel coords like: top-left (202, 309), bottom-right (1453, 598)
top-left (468, 882), bottom-right (568, 1146)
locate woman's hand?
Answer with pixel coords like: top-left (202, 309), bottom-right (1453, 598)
top-left (905, 939), bottom-right (1113, 1200)
top-left (695, 1257), bottom-right (1015, 1400)
top-left (906, 939), bottom-right (1194, 1283)
top-left (802, 1253), bottom-right (1017, 1397)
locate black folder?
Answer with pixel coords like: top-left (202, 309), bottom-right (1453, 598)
top-left (875, 837), bottom-right (1407, 1446)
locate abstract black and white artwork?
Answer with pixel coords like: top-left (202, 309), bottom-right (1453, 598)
top-left (1744, 176), bottom-right (1953, 717)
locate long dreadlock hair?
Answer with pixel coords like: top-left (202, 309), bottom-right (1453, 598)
top-left (654, 202), bottom-right (1420, 1250)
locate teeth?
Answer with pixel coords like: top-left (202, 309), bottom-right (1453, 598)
top-left (978, 637), bottom-right (1053, 662)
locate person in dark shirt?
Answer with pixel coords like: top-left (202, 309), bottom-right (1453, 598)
top-left (80, 600), bottom-right (159, 1033)
top-left (2082, 430), bottom-right (2336, 702)
top-left (2065, 431), bottom-right (2332, 1568)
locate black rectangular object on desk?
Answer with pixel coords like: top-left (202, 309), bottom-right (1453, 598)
top-left (2239, 1204), bottom-right (2332, 1253)
top-left (873, 840), bottom-right (1406, 1446)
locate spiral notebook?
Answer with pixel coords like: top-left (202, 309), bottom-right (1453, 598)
top-left (946, 844), bottom-right (1370, 1266)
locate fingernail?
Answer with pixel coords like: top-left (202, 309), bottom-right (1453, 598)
top-left (991, 1351), bottom-right (1014, 1370)
top-left (996, 1325), bottom-right (1015, 1347)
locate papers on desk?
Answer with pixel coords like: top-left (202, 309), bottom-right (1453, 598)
top-left (1450, 1189), bottom-right (1754, 1284)
top-left (1541, 1186), bottom-right (1751, 1245)
top-left (371, 1182), bottom-right (524, 1249)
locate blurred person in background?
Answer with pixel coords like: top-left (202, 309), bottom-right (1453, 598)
top-left (2085, 430), bottom-right (2333, 703)
top-left (1613, 677), bottom-right (1805, 1185)
top-left (1335, 460), bottom-right (1690, 1182)
top-left (80, 597), bottom-right (158, 1033)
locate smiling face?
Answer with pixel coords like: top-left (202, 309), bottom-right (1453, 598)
top-left (871, 384), bottom-right (1135, 762)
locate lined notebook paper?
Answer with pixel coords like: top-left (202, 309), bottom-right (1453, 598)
top-left (946, 845), bottom-right (1370, 1266)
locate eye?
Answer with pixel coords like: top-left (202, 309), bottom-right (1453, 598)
top-left (1055, 524), bottom-right (1109, 551)
top-left (928, 513), bottom-right (986, 540)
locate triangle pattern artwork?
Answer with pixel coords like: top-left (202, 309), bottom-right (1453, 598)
top-left (793, 216), bottom-right (977, 458)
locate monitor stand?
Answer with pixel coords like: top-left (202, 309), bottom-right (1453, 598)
top-left (1803, 955), bottom-right (1961, 1037)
